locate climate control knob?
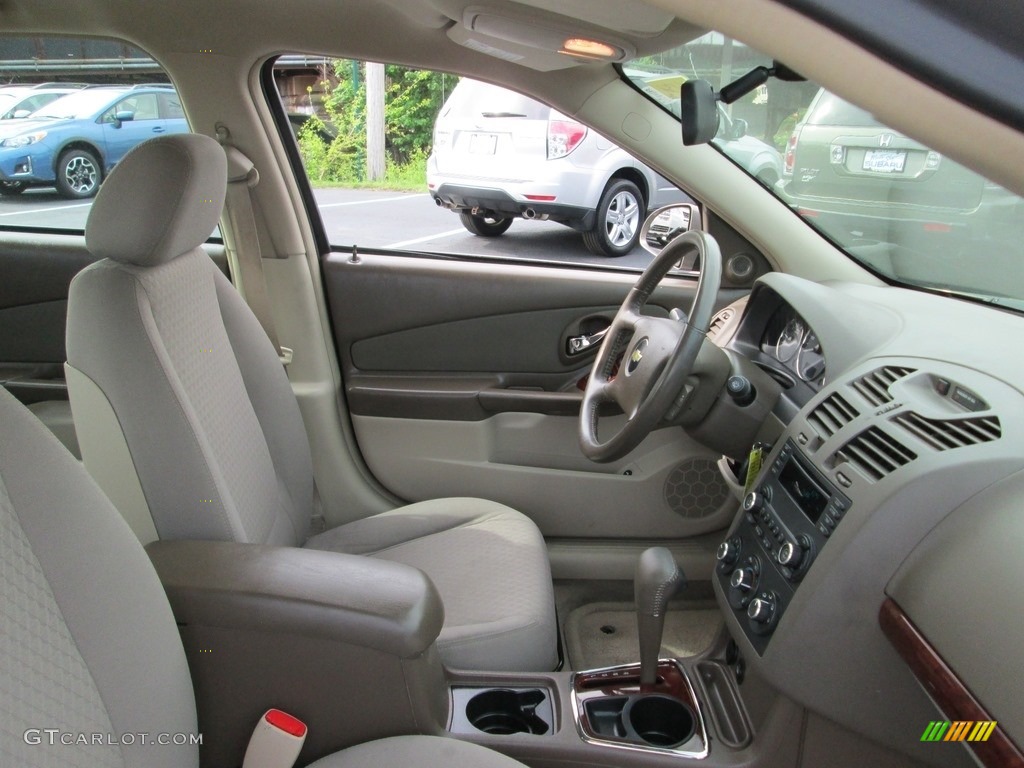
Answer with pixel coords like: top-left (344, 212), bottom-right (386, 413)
top-left (730, 567), bottom-right (755, 592)
top-left (717, 538), bottom-right (740, 565)
top-left (778, 541), bottom-right (804, 568)
top-left (747, 594), bottom-right (777, 624)
top-left (742, 492), bottom-right (763, 513)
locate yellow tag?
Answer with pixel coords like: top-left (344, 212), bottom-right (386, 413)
top-left (744, 444), bottom-right (764, 494)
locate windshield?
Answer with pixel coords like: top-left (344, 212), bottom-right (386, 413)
top-left (623, 34), bottom-right (1024, 311)
top-left (30, 89), bottom-right (119, 119)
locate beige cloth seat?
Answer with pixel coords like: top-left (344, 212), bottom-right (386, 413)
top-left (0, 386), bottom-right (532, 768)
top-left (65, 134), bottom-right (557, 672)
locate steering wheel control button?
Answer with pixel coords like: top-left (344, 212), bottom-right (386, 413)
top-left (624, 337), bottom-right (648, 376)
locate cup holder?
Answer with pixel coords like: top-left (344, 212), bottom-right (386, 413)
top-left (583, 693), bottom-right (696, 749)
top-left (624, 694), bottom-right (695, 748)
top-left (465, 689), bottom-right (550, 735)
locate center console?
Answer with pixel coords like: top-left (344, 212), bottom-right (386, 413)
top-left (714, 439), bottom-right (851, 654)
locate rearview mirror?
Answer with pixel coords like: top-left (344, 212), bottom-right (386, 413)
top-left (679, 79), bottom-right (719, 145)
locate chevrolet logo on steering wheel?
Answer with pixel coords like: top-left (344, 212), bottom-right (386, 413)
top-left (625, 338), bottom-right (648, 375)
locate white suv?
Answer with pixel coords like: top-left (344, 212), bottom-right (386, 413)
top-left (427, 79), bottom-right (688, 257)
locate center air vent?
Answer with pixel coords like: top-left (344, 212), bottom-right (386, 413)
top-left (808, 393), bottom-right (859, 438)
top-left (893, 412), bottom-right (1001, 451)
top-left (833, 426), bottom-right (916, 481)
top-left (852, 366), bottom-right (916, 406)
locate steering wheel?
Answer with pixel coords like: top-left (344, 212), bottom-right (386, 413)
top-left (579, 230), bottom-right (722, 462)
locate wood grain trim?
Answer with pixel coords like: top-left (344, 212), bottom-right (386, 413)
top-left (879, 597), bottom-right (1024, 768)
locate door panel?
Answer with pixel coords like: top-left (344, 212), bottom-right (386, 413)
top-left (324, 251), bottom-right (746, 539)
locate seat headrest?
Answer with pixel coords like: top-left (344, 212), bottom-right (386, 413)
top-left (86, 133), bottom-right (228, 267)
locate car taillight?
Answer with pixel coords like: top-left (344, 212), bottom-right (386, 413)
top-left (548, 119), bottom-right (587, 159)
top-left (784, 129), bottom-right (800, 176)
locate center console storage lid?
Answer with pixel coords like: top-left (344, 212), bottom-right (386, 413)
top-left (147, 540), bottom-right (444, 658)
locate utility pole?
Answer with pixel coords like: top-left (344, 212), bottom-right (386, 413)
top-left (365, 61), bottom-right (385, 181)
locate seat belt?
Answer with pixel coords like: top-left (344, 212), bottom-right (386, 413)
top-left (223, 145), bottom-right (293, 367)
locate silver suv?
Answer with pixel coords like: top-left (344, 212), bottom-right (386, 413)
top-left (427, 79), bottom-right (687, 257)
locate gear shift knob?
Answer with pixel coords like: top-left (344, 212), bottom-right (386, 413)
top-left (635, 547), bottom-right (686, 687)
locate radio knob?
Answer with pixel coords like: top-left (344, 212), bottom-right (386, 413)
top-left (747, 595), bottom-right (777, 624)
top-left (730, 567), bottom-right (755, 592)
top-left (778, 541), bottom-right (804, 568)
top-left (717, 538), bottom-right (740, 565)
top-left (742, 492), bottom-right (763, 513)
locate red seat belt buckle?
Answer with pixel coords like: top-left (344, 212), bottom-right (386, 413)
top-left (242, 709), bottom-right (308, 768)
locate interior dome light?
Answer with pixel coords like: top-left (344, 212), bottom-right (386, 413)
top-left (562, 38), bottom-right (618, 59)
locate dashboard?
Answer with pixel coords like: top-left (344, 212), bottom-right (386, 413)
top-left (708, 272), bottom-right (1024, 765)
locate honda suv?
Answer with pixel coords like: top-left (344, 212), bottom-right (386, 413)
top-left (427, 78), bottom-right (688, 257)
top-left (776, 89), bottom-right (1015, 254)
top-left (0, 84), bottom-right (188, 198)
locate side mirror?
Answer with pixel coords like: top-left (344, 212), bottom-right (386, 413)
top-left (112, 110), bottom-right (135, 128)
top-left (731, 118), bottom-right (748, 140)
top-left (639, 203), bottom-right (704, 268)
top-left (12, 109), bottom-right (31, 119)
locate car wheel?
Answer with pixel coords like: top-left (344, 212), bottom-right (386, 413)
top-left (0, 181), bottom-right (27, 196)
top-left (459, 212), bottom-right (514, 237)
top-left (756, 169), bottom-right (780, 188)
top-left (583, 179), bottom-right (644, 257)
top-left (55, 149), bottom-right (102, 199)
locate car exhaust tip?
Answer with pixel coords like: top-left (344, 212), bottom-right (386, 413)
top-left (523, 207), bottom-right (537, 219)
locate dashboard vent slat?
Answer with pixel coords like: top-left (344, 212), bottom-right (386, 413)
top-left (852, 366), bottom-right (916, 406)
top-left (834, 427), bottom-right (916, 481)
top-left (893, 412), bottom-right (1001, 451)
top-left (808, 393), bottom-right (859, 438)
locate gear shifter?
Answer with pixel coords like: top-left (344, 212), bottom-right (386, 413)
top-left (635, 547), bottom-right (686, 688)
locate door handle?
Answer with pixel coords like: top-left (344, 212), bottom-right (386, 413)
top-left (567, 327), bottom-right (609, 356)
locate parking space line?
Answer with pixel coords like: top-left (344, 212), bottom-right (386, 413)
top-left (0, 202), bottom-right (92, 217)
top-left (385, 227), bottom-right (466, 249)
top-left (317, 193), bottom-right (429, 209)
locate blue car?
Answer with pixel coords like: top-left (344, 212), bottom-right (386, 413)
top-left (0, 84), bottom-right (188, 198)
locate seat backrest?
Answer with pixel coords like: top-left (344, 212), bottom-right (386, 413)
top-left (0, 385), bottom-right (198, 768)
top-left (66, 134), bottom-right (313, 547)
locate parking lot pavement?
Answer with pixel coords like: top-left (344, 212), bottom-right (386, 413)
top-left (0, 186), bottom-right (654, 269)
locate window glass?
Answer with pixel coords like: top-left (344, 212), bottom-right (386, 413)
top-left (0, 37), bottom-right (201, 234)
top-left (622, 34), bottom-right (1024, 310)
top-left (274, 57), bottom-right (691, 270)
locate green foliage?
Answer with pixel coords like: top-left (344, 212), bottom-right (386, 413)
top-left (295, 60), bottom-right (454, 189)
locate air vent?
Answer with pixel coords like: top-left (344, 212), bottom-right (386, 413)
top-left (852, 366), bottom-right (916, 406)
top-left (893, 412), bottom-right (1001, 451)
top-left (834, 427), bottom-right (916, 481)
top-left (808, 393), bottom-right (859, 438)
top-left (708, 308), bottom-right (734, 338)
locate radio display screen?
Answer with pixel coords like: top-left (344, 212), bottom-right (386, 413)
top-left (779, 457), bottom-right (829, 523)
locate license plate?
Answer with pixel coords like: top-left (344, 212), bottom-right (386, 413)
top-left (862, 149), bottom-right (906, 173)
top-left (469, 133), bottom-right (497, 154)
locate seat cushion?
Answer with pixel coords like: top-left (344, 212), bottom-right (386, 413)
top-left (307, 735), bottom-right (528, 768)
top-left (305, 498), bottom-right (558, 672)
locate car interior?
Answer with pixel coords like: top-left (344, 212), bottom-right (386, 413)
top-left (1, 1), bottom-right (1022, 768)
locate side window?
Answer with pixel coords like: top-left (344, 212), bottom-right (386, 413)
top-left (273, 57), bottom-right (692, 269)
top-left (0, 37), bottom-right (195, 226)
top-left (112, 93), bottom-right (160, 121)
top-left (160, 92), bottom-right (185, 119)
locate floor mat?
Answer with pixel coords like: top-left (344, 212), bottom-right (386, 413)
top-left (565, 601), bottom-right (723, 671)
